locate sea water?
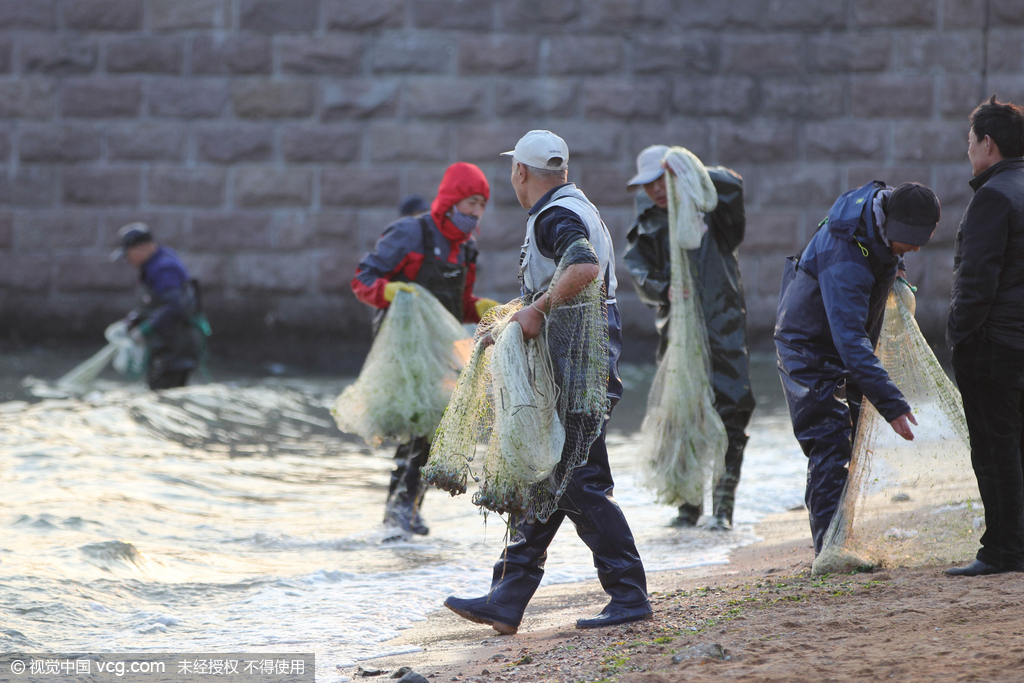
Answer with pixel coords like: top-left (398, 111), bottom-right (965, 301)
top-left (0, 354), bottom-right (806, 679)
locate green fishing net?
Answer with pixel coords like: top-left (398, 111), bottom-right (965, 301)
top-left (424, 239), bottom-right (610, 523)
top-left (332, 283), bottom-right (471, 447)
top-left (813, 280), bottom-right (979, 575)
top-left (641, 147), bottom-right (728, 509)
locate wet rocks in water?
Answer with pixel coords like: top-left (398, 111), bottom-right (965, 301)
top-left (357, 666), bottom-right (383, 676)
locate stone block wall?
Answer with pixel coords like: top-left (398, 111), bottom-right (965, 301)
top-left (0, 0), bottom-right (1021, 354)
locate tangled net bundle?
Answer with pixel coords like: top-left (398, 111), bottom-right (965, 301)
top-left (55, 321), bottom-right (146, 393)
top-left (813, 280), bottom-right (979, 575)
top-left (424, 239), bottom-right (610, 523)
top-left (332, 283), bottom-right (470, 446)
top-left (641, 147), bottom-right (728, 508)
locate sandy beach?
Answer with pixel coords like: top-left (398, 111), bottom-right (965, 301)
top-left (356, 508), bottom-right (1024, 683)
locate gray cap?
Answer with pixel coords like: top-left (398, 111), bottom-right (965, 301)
top-left (109, 222), bottom-right (153, 261)
top-left (626, 145), bottom-right (669, 189)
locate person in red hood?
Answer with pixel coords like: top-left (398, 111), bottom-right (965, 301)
top-left (351, 161), bottom-right (499, 535)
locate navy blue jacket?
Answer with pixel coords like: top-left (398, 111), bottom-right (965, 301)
top-left (140, 246), bottom-right (193, 334)
top-left (775, 181), bottom-right (910, 422)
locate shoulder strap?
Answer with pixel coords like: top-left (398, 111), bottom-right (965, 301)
top-left (417, 215), bottom-right (435, 257)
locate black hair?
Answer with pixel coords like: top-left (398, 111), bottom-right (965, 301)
top-left (970, 95), bottom-right (1024, 159)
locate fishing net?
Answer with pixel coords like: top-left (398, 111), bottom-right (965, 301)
top-left (108, 320), bottom-right (146, 377)
top-left (424, 239), bottom-right (610, 523)
top-left (55, 321), bottom-right (144, 393)
top-left (813, 280), bottom-right (979, 575)
top-left (332, 283), bottom-right (471, 447)
top-left (641, 147), bottom-right (728, 509)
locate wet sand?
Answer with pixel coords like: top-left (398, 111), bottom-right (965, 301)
top-left (355, 509), bottom-right (1024, 683)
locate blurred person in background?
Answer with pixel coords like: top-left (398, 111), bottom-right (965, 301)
top-left (398, 194), bottom-right (431, 218)
top-left (623, 145), bottom-right (755, 530)
top-left (112, 222), bottom-right (204, 391)
top-left (352, 162), bottom-right (498, 536)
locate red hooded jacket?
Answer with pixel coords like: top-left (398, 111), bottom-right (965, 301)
top-left (351, 163), bottom-right (491, 322)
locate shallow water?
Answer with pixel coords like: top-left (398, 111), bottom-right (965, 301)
top-left (0, 353), bottom-right (806, 678)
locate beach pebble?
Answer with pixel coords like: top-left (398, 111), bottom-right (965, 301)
top-left (397, 674), bottom-right (429, 683)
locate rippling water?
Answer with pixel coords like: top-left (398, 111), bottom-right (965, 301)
top-left (0, 354), bottom-right (805, 679)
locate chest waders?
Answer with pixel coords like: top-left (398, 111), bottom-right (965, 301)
top-left (411, 216), bottom-right (470, 320)
top-left (384, 215), bottom-right (472, 536)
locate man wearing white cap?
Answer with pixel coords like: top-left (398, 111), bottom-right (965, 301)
top-left (623, 145), bottom-right (756, 530)
top-left (444, 130), bottom-right (652, 633)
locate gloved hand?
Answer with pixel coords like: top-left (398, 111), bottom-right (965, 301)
top-left (474, 298), bottom-right (500, 319)
top-left (130, 324), bottom-right (148, 344)
top-left (383, 281), bottom-right (418, 302)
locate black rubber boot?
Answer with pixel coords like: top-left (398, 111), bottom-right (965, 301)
top-left (670, 503), bottom-right (703, 527)
top-left (384, 438), bottom-right (430, 535)
top-left (566, 435), bottom-right (652, 628)
top-left (576, 560), bottom-right (654, 629)
top-left (709, 432), bottom-right (747, 530)
top-left (445, 514), bottom-right (562, 635)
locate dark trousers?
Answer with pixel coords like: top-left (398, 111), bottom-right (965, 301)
top-left (952, 338), bottom-right (1024, 568)
top-left (387, 437), bottom-right (429, 512)
top-left (148, 369), bottom-right (189, 390)
top-left (780, 366), bottom-right (863, 554)
top-left (481, 421), bottom-right (649, 621)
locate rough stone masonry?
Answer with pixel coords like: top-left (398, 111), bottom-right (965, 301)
top-left (0, 0), bottom-right (1021, 356)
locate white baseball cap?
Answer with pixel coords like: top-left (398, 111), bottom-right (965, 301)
top-left (626, 144), bottom-right (670, 188)
top-left (500, 130), bottom-right (569, 170)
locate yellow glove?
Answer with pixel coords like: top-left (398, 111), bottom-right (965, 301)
top-left (383, 281), bottom-right (418, 302)
top-left (475, 298), bottom-right (500, 319)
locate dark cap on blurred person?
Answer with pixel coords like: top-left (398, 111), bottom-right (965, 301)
top-left (399, 195), bottom-right (430, 217)
top-left (886, 183), bottom-right (941, 247)
top-left (110, 222), bottom-right (153, 261)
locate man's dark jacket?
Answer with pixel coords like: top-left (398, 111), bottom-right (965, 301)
top-left (137, 246), bottom-right (201, 376)
top-left (624, 167), bottom-right (754, 425)
top-left (775, 180), bottom-right (909, 423)
top-left (947, 157), bottom-right (1024, 351)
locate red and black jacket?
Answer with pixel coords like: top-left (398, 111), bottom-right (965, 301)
top-left (351, 162), bottom-right (490, 323)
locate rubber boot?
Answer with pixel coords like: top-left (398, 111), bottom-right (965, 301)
top-left (445, 514), bottom-right (563, 635)
top-left (384, 438), bottom-right (430, 535)
top-left (670, 503), bottom-right (702, 527)
top-left (564, 432), bottom-right (652, 628)
top-left (709, 430), bottom-right (748, 531)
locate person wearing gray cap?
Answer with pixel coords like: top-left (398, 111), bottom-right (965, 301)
top-left (112, 222), bottom-right (205, 390)
top-left (775, 180), bottom-right (941, 556)
top-left (444, 130), bottom-right (652, 634)
top-left (623, 145), bottom-right (755, 531)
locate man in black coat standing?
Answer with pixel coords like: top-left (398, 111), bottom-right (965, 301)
top-left (946, 96), bottom-right (1024, 577)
